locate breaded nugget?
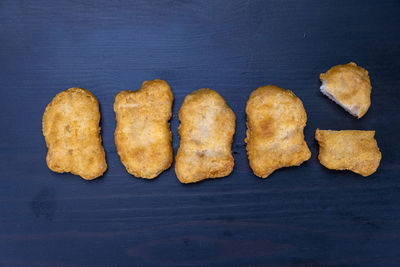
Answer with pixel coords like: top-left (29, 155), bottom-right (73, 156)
top-left (114, 79), bottom-right (173, 179)
top-left (315, 129), bottom-right (381, 177)
top-left (42, 88), bottom-right (107, 180)
top-left (320, 62), bottom-right (371, 118)
top-left (245, 85), bottom-right (311, 178)
top-left (175, 89), bottom-right (235, 183)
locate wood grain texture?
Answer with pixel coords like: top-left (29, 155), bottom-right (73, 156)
top-left (0, 0), bottom-right (399, 266)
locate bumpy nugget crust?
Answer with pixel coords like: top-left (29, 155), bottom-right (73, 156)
top-left (320, 62), bottom-right (371, 118)
top-left (315, 129), bottom-right (381, 177)
top-left (42, 88), bottom-right (107, 180)
top-left (245, 85), bottom-right (311, 178)
top-left (175, 89), bottom-right (236, 183)
top-left (114, 79), bottom-right (173, 179)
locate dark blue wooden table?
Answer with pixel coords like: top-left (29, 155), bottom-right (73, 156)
top-left (1, 1), bottom-right (399, 266)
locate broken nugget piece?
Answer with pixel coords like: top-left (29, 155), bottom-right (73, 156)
top-left (175, 89), bottom-right (235, 183)
top-left (315, 129), bottom-right (381, 177)
top-left (42, 87), bottom-right (107, 180)
top-left (320, 62), bottom-right (372, 118)
top-left (114, 79), bottom-right (173, 179)
top-left (245, 85), bottom-right (311, 178)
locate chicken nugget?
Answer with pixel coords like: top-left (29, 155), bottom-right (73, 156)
top-left (320, 62), bottom-right (371, 118)
top-left (315, 129), bottom-right (381, 177)
top-left (175, 89), bottom-right (235, 183)
top-left (42, 88), bottom-right (107, 180)
top-left (245, 85), bottom-right (311, 178)
top-left (114, 79), bottom-right (173, 179)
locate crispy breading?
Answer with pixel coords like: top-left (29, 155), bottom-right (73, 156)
top-left (245, 85), bottom-right (311, 178)
top-left (315, 129), bottom-right (381, 177)
top-left (175, 89), bottom-right (235, 183)
top-left (320, 62), bottom-right (371, 118)
top-left (114, 79), bottom-right (173, 179)
top-left (42, 88), bottom-right (107, 180)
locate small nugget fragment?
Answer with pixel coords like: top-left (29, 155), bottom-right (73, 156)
top-left (175, 89), bottom-right (235, 183)
top-left (245, 85), bottom-right (311, 178)
top-left (114, 79), bottom-right (173, 179)
top-left (315, 129), bottom-right (381, 177)
top-left (42, 88), bottom-right (107, 180)
top-left (320, 62), bottom-right (371, 118)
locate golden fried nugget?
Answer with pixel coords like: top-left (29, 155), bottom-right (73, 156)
top-left (315, 129), bottom-right (381, 177)
top-left (114, 79), bottom-right (173, 179)
top-left (175, 89), bottom-right (235, 183)
top-left (320, 62), bottom-right (371, 118)
top-left (245, 85), bottom-right (311, 178)
top-left (42, 88), bottom-right (107, 180)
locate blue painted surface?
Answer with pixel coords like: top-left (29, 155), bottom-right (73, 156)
top-left (0, 0), bottom-right (399, 266)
